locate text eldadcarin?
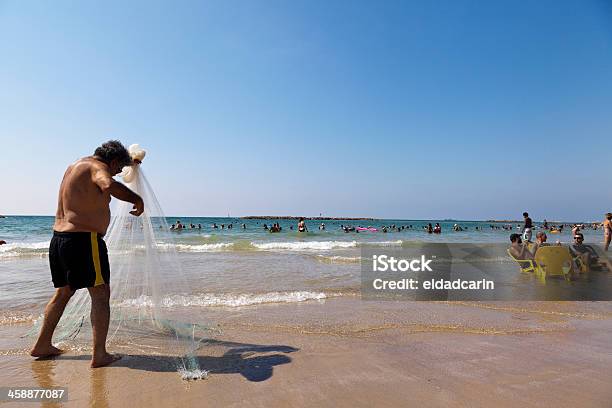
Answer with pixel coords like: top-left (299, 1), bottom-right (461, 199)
top-left (370, 255), bottom-right (494, 291)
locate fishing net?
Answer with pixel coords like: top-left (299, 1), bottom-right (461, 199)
top-left (30, 144), bottom-right (212, 380)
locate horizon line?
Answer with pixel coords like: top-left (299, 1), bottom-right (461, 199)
top-left (0, 214), bottom-right (603, 223)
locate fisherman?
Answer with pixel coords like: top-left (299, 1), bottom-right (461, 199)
top-left (31, 140), bottom-right (143, 368)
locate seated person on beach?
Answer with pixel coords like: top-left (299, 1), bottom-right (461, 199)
top-left (508, 233), bottom-right (534, 260)
top-left (570, 233), bottom-right (610, 270)
top-left (531, 231), bottom-right (551, 254)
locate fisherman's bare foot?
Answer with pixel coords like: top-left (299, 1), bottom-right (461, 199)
top-left (91, 353), bottom-right (121, 368)
top-left (30, 345), bottom-right (64, 358)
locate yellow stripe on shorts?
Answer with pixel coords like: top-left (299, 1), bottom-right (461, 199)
top-left (90, 232), bottom-right (104, 286)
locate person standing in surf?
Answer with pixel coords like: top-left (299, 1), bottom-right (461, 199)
top-left (604, 213), bottom-right (612, 251)
top-left (298, 217), bottom-right (308, 233)
top-left (522, 212), bottom-right (533, 242)
top-left (30, 140), bottom-right (144, 368)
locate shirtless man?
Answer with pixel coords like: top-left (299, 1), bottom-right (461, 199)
top-left (604, 213), bottom-right (612, 251)
top-left (30, 141), bottom-right (144, 368)
top-left (508, 233), bottom-right (534, 260)
top-left (530, 231), bottom-right (548, 255)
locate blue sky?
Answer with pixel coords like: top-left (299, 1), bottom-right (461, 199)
top-left (1, 0), bottom-right (611, 220)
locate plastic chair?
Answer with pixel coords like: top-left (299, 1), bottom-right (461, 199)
top-left (534, 246), bottom-right (573, 281)
top-left (507, 249), bottom-right (541, 274)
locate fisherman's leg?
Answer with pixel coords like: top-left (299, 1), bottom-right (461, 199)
top-left (88, 284), bottom-right (120, 367)
top-left (30, 286), bottom-right (74, 357)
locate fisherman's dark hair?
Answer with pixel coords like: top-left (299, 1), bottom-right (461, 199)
top-left (94, 140), bottom-right (132, 167)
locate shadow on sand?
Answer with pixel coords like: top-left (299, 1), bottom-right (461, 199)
top-left (54, 339), bottom-right (299, 382)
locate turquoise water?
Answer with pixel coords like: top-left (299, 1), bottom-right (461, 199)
top-left (0, 215), bottom-right (610, 321)
top-left (0, 216), bottom-right (603, 258)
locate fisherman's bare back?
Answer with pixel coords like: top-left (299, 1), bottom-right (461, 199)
top-left (54, 157), bottom-right (141, 235)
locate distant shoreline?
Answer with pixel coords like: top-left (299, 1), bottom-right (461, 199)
top-left (483, 220), bottom-right (572, 224)
top-left (241, 216), bottom-right (375, 220)
top-left (1, 215), bottom-right (600, 223)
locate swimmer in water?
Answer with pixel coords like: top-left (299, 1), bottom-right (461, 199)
top-left (298, 218), bottom-right (307, 233)
top-left (522, 212), bottom-right (533, 242)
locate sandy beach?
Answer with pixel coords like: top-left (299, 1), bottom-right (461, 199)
top-left (3, 0), bottom-right (612, 406)
top-left (2, 298), bottom-right (611, 407)
top-left (2, 217), bottom-right (612, 407)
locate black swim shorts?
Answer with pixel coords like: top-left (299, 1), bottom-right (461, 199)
top-left (49, 231), bottom-right (110, 290)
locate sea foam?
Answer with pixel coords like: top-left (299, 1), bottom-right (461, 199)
top-left (252, 241), bottom-right (358, 251)
top-left (118, 291), bottom-right (330, 308)
top-left (0, 241), bottom-right (49, 258)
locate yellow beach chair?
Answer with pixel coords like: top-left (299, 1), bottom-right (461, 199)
top-left (572, 254), bottom-right (589, 273)
top-left (507, 249), bottom-right (541, 274)
top-left (534, 246), bottom-right (573, 281)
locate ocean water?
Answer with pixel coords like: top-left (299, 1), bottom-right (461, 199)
top-left (0, 216), bottom-right (608, 322)
top-left (0, 215), bottom-right (602, 251)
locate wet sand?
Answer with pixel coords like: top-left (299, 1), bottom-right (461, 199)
top-left (1, 298), bottom-right (612, 407)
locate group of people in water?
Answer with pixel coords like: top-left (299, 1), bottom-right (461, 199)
top-left (168, 219), bottom-right (474, 234)
top-left (516, 211), bottom-right (611, 250)
top-left (169, 218), bottom-right (313, 233)
top-left (165, 212), bottom-right (612, 253)
top-left (262, 218), bottom-right (308, 232)
top-left (169, 221), bottom-right (202, 230)
top-left (169, 220), bottom-right (248, 230)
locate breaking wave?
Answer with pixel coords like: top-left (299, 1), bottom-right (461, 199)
top-left (313, 255), bottom-right (363, 264)
top-left (252, 241), bottom-right (359, 251)
top-left (118, 291), bottom-right (333, 308)
top-left (0, 241), bottom-right (49, 258)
